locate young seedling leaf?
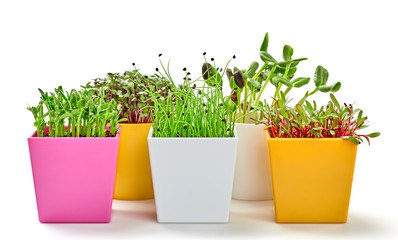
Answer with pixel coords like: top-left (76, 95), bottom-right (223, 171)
top-left (260, 32), bottom-right (269, 52)
top-left (260, 51), bottom-right (277, 63)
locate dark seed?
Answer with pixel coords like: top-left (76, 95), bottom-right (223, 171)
top-left (233, 70), bottom-right (245, 88)
top-left (182, 112), bottom-right (184, 116)
top-left (219, 68), bottom-right (223, 72)
top-left (157, 128), bottom-right (160, 132)
top-left (233, 55), bottom-right (236, 59)
top-left (198, 90), bottom-right (202, 94)
top-left (156, 68), bottom-right (159, 71)
top-left (233, 87), bottom-right (238, 90)
top-left (226, 68), bottom-right (233, 81)
top-left (184, 126), bottom-right (187, 129)
top-left (231, 91), bottom-right (238, 102)
top-left (203, 52), bottom-right (206, 55)
top-left (132, 63), bottom-right (135, 66)
top-left (159, 53), bottom-right (162, 57)
top-left (220, 103), bottom-right (223, 107)
top-left (187, 72), bottom-right (191, 75)
top-left (211, 58), bottom-right (214, 61)
top-left (183, 67), bottom-right (186, 71)
top-left (202, 63), bottom-right (213, 80)
top-left (203, 103), bottom-right (206, 107)
top-left (144, 75), bottom-right (148, 79)
top-left (259, 72), bottom-right (264, 79)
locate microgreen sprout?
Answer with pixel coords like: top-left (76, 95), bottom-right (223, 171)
top-left (229, 33), bottom-right (341, 123)
top-left (82, 67), bottom-right (170, 123)
top-left (256, 93), bottom-right (380, 145)
top-left (27, 86), bottom-right (123, 137)
top-left (136, 55), bottom-right (237, 138)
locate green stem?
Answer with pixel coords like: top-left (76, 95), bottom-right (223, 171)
top-left (253, 64), bottom-right (277, 107)
top-left (284, 87), bottom-right (292, 96)
top-left (273, 62), bottom-right (291, 104)
top-left (243, 85), bottom-right (248, 123)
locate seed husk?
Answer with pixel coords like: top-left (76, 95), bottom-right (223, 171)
top-left (202, 63), bottom-right (213, 80)
top-left (231, 91), bottom-right (238, 102)
top-left (226, 68), bottom-right (233, 81)
top-left (234, 70), bottom-right (245, 88)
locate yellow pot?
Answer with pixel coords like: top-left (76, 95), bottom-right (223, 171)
top-left (267, 131), bottom-right (358, 223)
top-left (113, 123), bottom-right (154, 200)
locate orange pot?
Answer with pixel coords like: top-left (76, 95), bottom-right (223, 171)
top-left (113, 123), bottom-right (154, 200)
top-left (267, 131), bottom-right (358, 223)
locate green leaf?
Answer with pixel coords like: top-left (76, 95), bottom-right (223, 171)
top-left (357, 110), bottom-right (363, 121)
top-left (274, 76), bottom-right (292, 87)
top-left (280, 91), bottom-right (286, 105)
top-left (260, 32), bottom-right (269, 52)
top-left (291, 77), bottom-right (310, 88)
top-left (248, 79), bottom-right (261, 90)
top-left (260, 51), bottom-right (277, 63)
top-left (270, 76), bottom-right (279, 87)
top-left (330, 82), bottom-right (341, 92)
top-left (275, 65), bottom-right (297, 76)
top-left (318, 82), bottom-right (341, 93)
top-left (318, 85), bottom-right (332, 92)
top-left (368, 132), bottom-right (380, 138)
top-left (314, 65), bottom-right (329, 87)
top-left (245, 61), bottom-right (259, 79)
top-left (343, 136), bottom-right (359, 144)
top-left (283, 45), bottom-right (294, 62)
top-left (291, 57), bottom-right (308, 64)
top-left (330, 93), bottom-right (340, 109)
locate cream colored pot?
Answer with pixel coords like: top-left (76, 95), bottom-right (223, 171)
top-left (232, 123), bottom-right (273, 200)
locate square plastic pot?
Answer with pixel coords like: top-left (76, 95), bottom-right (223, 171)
top-left (113, 123), bottom-right (154, 200)
top-left (267, 131), bottom-right (358, 223)
top-left (147, 127), bottom-right (238, 223)
top-left (27, 127), bottom-right (120, 223)
top-left (232, 123), bottom-right (273, 200)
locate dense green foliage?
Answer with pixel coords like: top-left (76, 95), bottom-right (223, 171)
top-left (27, 86), bottom-right (123, 137)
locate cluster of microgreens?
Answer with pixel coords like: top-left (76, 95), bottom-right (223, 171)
top-left (225, 32), bottom-right (379, 144)
top-left (228, 33), bottom-right (341, 123)
top-left (257, 93), bottom-right (380, 144)
top-left (134, 53), bottom-right (237, 138)
top-left (27, 32), bottom-right (379, 143)
top-left (82, 69), bottom-right (169, 123)
top-left (27, 86), bottom-right (123, 137)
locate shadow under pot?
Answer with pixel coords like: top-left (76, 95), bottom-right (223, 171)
top-left (266, 130), bottom-right (358, 223)
top-left (147, 127), bottom-right (238, 223)
top-left (27, 126), bottom-right (120, 223)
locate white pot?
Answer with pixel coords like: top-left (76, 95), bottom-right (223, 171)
top-left (232, 123), bottom-right (273, 200)
top-left (147, 127), bottom-right (238, 223)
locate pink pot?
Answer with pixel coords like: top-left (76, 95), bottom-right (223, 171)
top-left (27, 127), bottom-right (120, 223)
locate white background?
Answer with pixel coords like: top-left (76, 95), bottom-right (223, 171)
top-left (1, 0), bottom-right (397, 239)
